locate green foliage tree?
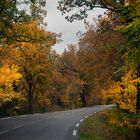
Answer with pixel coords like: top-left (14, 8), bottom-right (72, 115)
top-left (58, 0), bottom-right (126, 22)
top-left (59, 1), bottom-right (140, 138)
top-left (0, 0), bottom-right (47, 41)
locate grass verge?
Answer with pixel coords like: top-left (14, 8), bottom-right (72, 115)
top-left (80, 110), bottom-right (136, 140)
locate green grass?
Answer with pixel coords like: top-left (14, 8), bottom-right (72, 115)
top-left (80, 110), bottom-right (136, 140)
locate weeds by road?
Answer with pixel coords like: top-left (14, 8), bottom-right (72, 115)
top-left (80, 110), bottom-right (136, 140)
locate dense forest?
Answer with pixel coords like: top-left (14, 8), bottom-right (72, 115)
top-left (0, 0), bottom-right (140, 138)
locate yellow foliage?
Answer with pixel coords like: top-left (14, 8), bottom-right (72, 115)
top-left (109, 110), bottom-right (140, 129)
top-left (0, 65), bottom-right (23, 106)
top-left (11, 21), bottom-right (57, 45)
top-left (0, 65), bottom-right (22, 86)
top-left (104, 71), bottom-right (140, 128)
top-left (105, 71), bottom-right (138, 113)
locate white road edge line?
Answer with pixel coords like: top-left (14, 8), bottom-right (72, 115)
top-left (73, 130), bottom-right (77, 136)
top-left (80, 119), bottom-right (84, 122)
top-left (0, 130), bottom-right (10, 135)
top-left (19, 115), bottom-right (28, 117)
top-left (76, 123), bottom-right (80, 127)
top-left (33, 113), bottom-right (40, 115)
top-left (1, 117), bottom-right (11, 120)
top-left (0, 116), bottom-right (53, 135)
top-left (11, 125), bottom-right (23, 130)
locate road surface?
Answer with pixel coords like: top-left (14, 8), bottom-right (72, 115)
top-left (0, 105), bottom-right (114, 140)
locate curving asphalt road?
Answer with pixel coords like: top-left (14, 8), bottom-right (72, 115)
top-left (0, 105), bottom-right (114, 140)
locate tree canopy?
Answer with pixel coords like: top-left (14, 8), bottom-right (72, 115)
top-left (58, 0), bottom-right (128, 22)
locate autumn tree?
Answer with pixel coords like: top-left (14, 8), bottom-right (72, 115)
top-left (77, 23), bottom-right (125, 105)
top-left (0, 0), bottom-right (60, 115)
top-left (60, 46), bottom-right (85, 109)
top-left (49, 45), bottom-right (85, 109)
top-left (4, 21), bottom-right (57, 113)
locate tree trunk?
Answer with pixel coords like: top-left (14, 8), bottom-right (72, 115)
top-left (136, 129), bottom-right (140, 140)
top-left (28, 81), bottom-right (33, 114)
top-left (136, 83), bottom-right (140, 112)
top-left (80, 92), bottom-right (87, 107)
top-left (136, 82), bottom-right (140, 140)
top-left (136, 65), bottom-right (140, 140)
top-left (28, 91), bottom-right (33, 113)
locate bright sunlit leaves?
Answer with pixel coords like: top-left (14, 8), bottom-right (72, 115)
top-left (0, 65), bottom-right (23, 106)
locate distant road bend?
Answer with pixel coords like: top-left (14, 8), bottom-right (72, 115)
top-left (0, 105), bottom-right (114, 140)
